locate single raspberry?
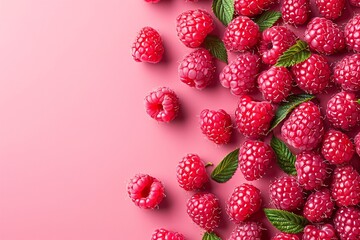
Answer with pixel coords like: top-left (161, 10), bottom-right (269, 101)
top-left (334, 207), bottom-right (360, 240)
top-left (178, 48), bottom-right (215, 90)
top-left (326, 91), bottom-right (360, 131)
top-left (315, 0), bottom-right (345, 20)
top-left (321, 129), bottom-right (355, 165)
top-left (145, 0), bottom-right (160, 2)
top-left (235, 95), bottom-right (275, 139)
top-left (291, 54), bottom-right (331, 94)
top-left (259, 26), bottom-right (297, 65)
top-left (234, 0), bottom-right (276, 17)
top-left (303, 224), bottom-right (337, 240)
top-left (239, 140), bottom-right (275, 181)
top-left (345, 15), bottom-right (360, 52)
top-left (223, 16), bottom-right (260, 52)
top-left (176, 154), bottom-right (208, 191)
top-left (303, 188), bottom-right (335, 222)
top-left (151, 228), bottom-right (185, 240)
top-left (199, 109), bottom-right (232, 144)
top-left (304, 17), bottom-right (345, 55)
top-left (186, 193), bottom-right (221, 232)
top-left (281, 101), bottom-right (324, 151)
top-left (350, 0), bottom-right (360, 7)
top-left (269, 176), bottom-right (304, 211)
top-left (127, 174), bottom-right (165, 209)
top-left (226, 183), bottom-right (262, 223)
top-left (228, 222), bottom-right (263, 240)
top-left (334, 54), bottom-right (360, 91)
top-left (355, 132), bottom-right (360, 156)
top-left (145, 87), bottom-right (179, 122)
top-left (176, 9), bottom-right (214, 48)
top-left (272, 233), bottom-right (299, 240)
top-left (132, 27), bottom-right (164, 63)
top-left (331, 165), bottom-right (360, 207)
top-left (219, 52), bottom-right (260, 95)
top-left (281, 0), bottom-right (310, 25)
top-left (257, 66), bottom-right (293, 103)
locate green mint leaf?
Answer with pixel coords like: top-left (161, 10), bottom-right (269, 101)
top-left (275, 40), bottom-right (311, 67)
top-left (203, 232), bottom-right (222, 240)
top-left (270, 137), bottom-right (297, 175)
top-left (357, 99), bottom-right (360, 104)
top-left (255, 11), bottom-right (282, 31)
top-left (203, 35), bottom-right (228, 64)
top-left (264, 208), bottom-right (308, 234)
top-left (211, 148), bottom-right (239, 183)
top-left (212, 0), bottom-right (234, 26)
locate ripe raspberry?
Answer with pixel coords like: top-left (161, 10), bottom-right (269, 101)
top-left (239, 140), bottom-right (275, 181)
top-left (235, 95), bottom-right (275, 139)
top-left (186, 193), bottom-right (221, 232)
top-left (321, 129), bottom-right (355, 165)
top-left (176, 154), bottom-right (208, 191)
top-left (199, 109), bottom-right (232, 144)
top-left (219, 52), bottom-right (260, 95)
top-left (326, 91), bottom-right (360, 131)
top-left (178, 48), bottom-right (215, 90)
top-left (226, 183), bottom-right (262, 223)
top-left (315, 0), bottom-right (345, 20)
top-left (257, 66), bottom-right (293, 103)
top-left (228, 222), bottom-right (263, 240)
top-left (269, 176), bottom-right (304, 211)
top-left (281, 0), bottom-right (310, 25)
top-left (281, 101), bottom-right (324, 151)
top-left (127, 174), bottom-right (165, 209)
top-left (145, 87), bottom-right (180, 122)
top-left (303, 188), bottom-right (335, 222)
top-left (331, 165), bottom-right (360, 207)
top-left (151, 228), bottom-right (185, 240)
top-left (176, 9), bottom-right (214, 48)
top-left (223, 16), bottom-right (260, 52)
top-left (350, 0), bottom-right (360, 7)
top-left (303, 224), bottom-right (337, 240)
top-left (259, 26), bottom-right (297, 65)
top-left (334, 207), bottom-right (360, 240)
top-left (355, 132), bottom-right (360, 156)
top-left (132, 27), bottom-right (164, 63)
top-left (345, 15), bottom-right (360, 52)
top-left (272, 233), bottom-right (299, 240)
top-left (304, 17), bottom-right (345, 55)
top-left (334, 54), bottom-right (360, 91)
top-left (234, 0), bottom-right (276, 17)
top-left (291, 54), bottom-right (331, 94)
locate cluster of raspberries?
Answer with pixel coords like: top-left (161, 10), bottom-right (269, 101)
top-left (129, 0), bottom-right (360, 239)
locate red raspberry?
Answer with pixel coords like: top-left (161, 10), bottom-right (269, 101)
top-left (186, 193), bottom-right (221, 232)
top-left (281, 0), bottom-right (310, 25)
top-left (272, 233), bottom-right (299, 240)
top-left (151, 228), bottom-right (185, 240)
top-left (334, 54), bottom-right (360, 92)
top-left (234, 0), bottom-right (276, 17)
top-left (178, 48), bottom-right (215, 90)
top-left (291, 54), bottom-right (331, 94)
top-left (258, 66), bottom-right (293, 103)
top-left (350, 0), bottom-right (360, 7)
top-left (226, 183), bottom-right (262, 223)
top-left (223, 16), bottom-right (260, 52)
top-left (145, 87), bottom-right (180, 122)
top-left (269, 176), bottom-right (304, 211)
top-left (321, 129), bottom-right (355, 165)
top-left (331, 165), bottom-right (360, 207)
top-left (239, 140), bottom-right (275, 181)
top-left (199, 109), bottom-right (232, 144)
top-left (176, 9), bottom-right (214, 48)
top-left (303, 224), bottom-right (337, 240)
top-left (281, 101), bottom-right (324, 151)
top-left (303, 188), bottom-right (335, 222)
top-left (220, 52), bottom-right (260, 95)
top-left (228, 222), bottom-right (263, 240)
top-left (259, 26), bottom-right (297, 65)
top-left (334, 207), bottom-right (360, 240)
top-left (355, 132), bottom-right (360, 156)
top-left (176, 154), bottom-right (208, 191)
top-left (304, 17), bottom-right (345, 55)
top-left (235, 95), bottom-right (275, 139)
top-left (315, 0), bottom-right (345, 20)
top-left (127, 174), bottom-right (165, 209)
top-left (326, 91), bottom-right (360, 131)
top-left (132, 27), bottom-right (164, 63)
top-left (345, 15), bottom-right (360, 52)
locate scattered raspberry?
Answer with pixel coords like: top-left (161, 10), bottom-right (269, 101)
top-left (350, 0), bottom-right (360, 7)
top-left (234, 0), bottom-right (276, 17)
top-left (228, 222), bottom-right (263, 240)
top-left (303, 224), bottom-right (337, 240)
top-left (272, 233), bottom-right (299, 240)
top-left (176, 154), bottom-right (208, 191)
top-left (315, 0), bottom-right (345, 20)
top-left (200, 109), bottom-right (232, 144)
top-left (132, 27), bottom-right (164, 63)
top-left (345, 15), bottom-right (360, 52)
top-left (303, 188), bottom-right (335, 223)
top-left (334, 54), bottom-right (360, 91)
top-left (355, 132), bottom-right (360, 156)
top-left (334, 207), bottom-right (360, 240)
top-left (151, 228), bottom-right (185, 240)
top-left (281, 0), bottom-right (310, 25)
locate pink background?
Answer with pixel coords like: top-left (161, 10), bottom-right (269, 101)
top-left (0, 0), bottom-right (359, 239)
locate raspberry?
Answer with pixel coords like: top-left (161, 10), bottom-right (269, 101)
top-left (326, 91), bottom-right (360, 131)
top-left (304, 17), bottom-right (345, 55)
top-left (226, 183), bottom-right (262, 223)
top-left (334, 207), bottom-right (360, 240)
top-left (234, 0), bottom-right (276, 17)
top-left (315, 0), bottom-right (345, 20)
top-left (235, 95), bottom-right (275, 139)
top-left (345, 15), bottom-right (360, 52)
top-left (269, 176), bottom-right (304, 211)
top-left (132, 27), bottom-right (164, 63)
top-left (178, 48), bottom-right (215, 90)
top-left (321, 129), bottom-right (355, 165)
top-left (151, 228), bottom-right (185, 240)
top-left (223, 16), bottom-right (260, 52)
top-left (239, 140), bottom-right (275, 181)
top-left (334, 54), bottom-right (360, 91)
top-left (303, 224), bottom-right (337, 240)
top-left (145, 0), bottom-right (160, 2)
top-left (355, 132), bottom-right (360, 156)
top-left (303, 188), bottom-right (335, 222)
top-left (199, 109), bottom-right (232, 144)
top-left (219, 52), bottom-right (260, 95)
top-left (281, 101), bottom-right (324, 151)
top-left (176, 9), bottom-right (214, 48)
top-left (272, 233), bottom-right (299, 240)
top-left (281, 0), bottom-right (310, 25)
top-left (257, 66), bottom-right (293, 103)
top-left (176, 154), bottom-right (208, 191)
top-left (350, 0), bottom-right (360, 7)
top-left (331, 165), bottom-right (360, 207)
top-left (228, 222), bottom-right (263, 240)
top-left (291, 54), bottom-right (331, 94)
top-left (259, 26), bottom-right (297, 65)
top-left (145, 87), bottom-right (180, 122)
top-left (127, 174), bottom-right (165, 209)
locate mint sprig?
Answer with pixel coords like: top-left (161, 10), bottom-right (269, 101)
top-left (275, 40), bottom-right (311, 67)
top-left (211, 148), bottom-right (239, 183)
top-left (255, 11), bottom-right (282, 31)
top-left (203, 232), bottom-right (222, 240)
top-left (212, 0), bottom-right (234, 26)
top-left (203, 35), bottom-right (228, 64)
top-left (264, 208), bottom-right (308, 234)
top-left (270, 137), bottom-right (297, 175)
